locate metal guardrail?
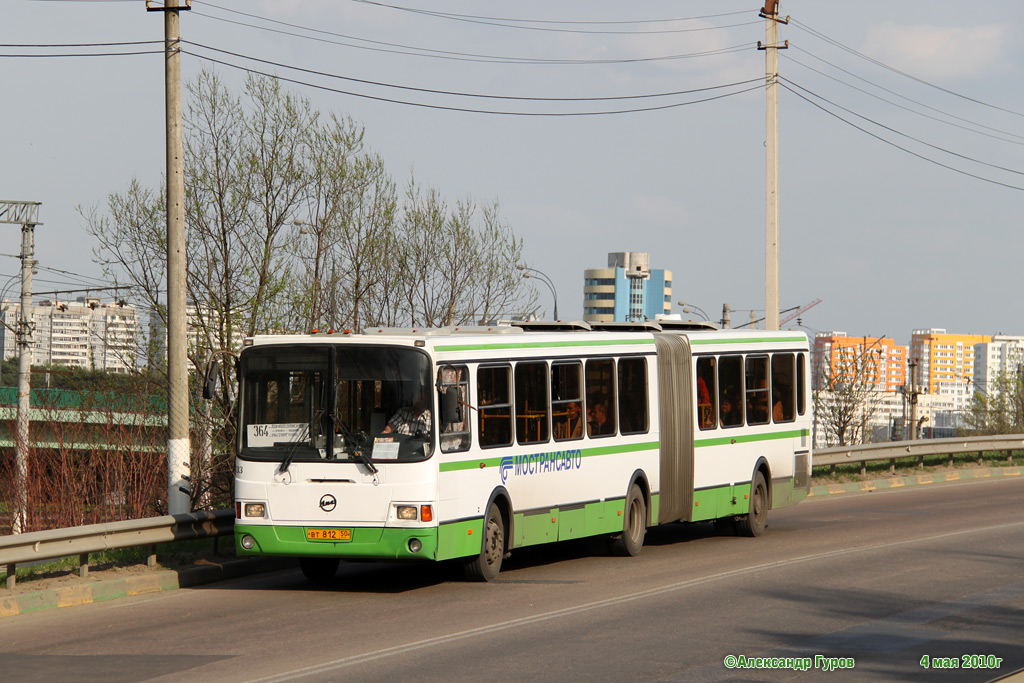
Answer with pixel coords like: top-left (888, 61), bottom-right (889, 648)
top-left (814, 434), bottom-right (1024, 472)
top-left (1, 509), bottom-right (233, 590)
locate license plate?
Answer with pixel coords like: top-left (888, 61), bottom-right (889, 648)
top-left (306, 528), bottom-right (351, 541)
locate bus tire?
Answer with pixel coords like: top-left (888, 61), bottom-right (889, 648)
top-left (736, 472), bottom-right (768, 537)
top-left (609, 483), bottom-right (646, 557)
top-left (462, 502), bottom-right (504, 581)
top-left (299, 557), bottom-right (340, 583)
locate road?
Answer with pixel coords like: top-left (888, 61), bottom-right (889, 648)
top-left (1, 476), bottom-right (1022, 682)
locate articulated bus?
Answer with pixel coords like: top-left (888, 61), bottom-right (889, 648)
top-left (231, 320), bottom-right (812, 581)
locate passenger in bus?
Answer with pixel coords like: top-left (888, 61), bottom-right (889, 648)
top-left (697, 376), bottom-right (714, 429)
top-left (555, 401), bottom-right (584, 440)
top-left (588, 400), bottom-right (611, 436)
top-left (720, 395), bottom-right (742, 427)
top-left (382, 394), bottom-right (432, 436)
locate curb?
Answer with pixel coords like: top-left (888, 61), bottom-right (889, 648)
top-left (808, 465), bottom-right (1022, 498)
top-left (0, 556), bottom-right (294, 619)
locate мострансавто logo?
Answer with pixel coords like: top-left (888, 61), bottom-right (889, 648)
top-left (499, 449), bottom-right (582, 484)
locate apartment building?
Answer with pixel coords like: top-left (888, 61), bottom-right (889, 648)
top-left (974, 334), bottom-right (1024, 395)
top-left (910, 328), bottom-right (990, 398)
top-left (149, 303), bottom-right (246, 371)
top-left (811, 332), bottom-right (907, 392)
top-left (583, 252), bottom-right (672, 323)
top-left (0, 298), bottom-right (140, 373)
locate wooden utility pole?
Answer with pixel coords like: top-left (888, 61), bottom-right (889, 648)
top-left (148, 0), bottom-right (191, 514)
top-left (758, 2), bottom-right (787, 331)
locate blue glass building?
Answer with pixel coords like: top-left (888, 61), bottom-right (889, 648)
top-left (583, 252), bottom-right (672, 323)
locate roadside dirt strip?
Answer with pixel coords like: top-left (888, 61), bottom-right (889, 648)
top-left (0, 557), bottom-right (291, 618)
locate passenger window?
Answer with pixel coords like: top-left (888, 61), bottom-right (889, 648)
top-left (438, 365), bottom-right (470, 452)
top-left (585, 358), bottom-right (616, 437)
top-left (478, 365), bottom-right (512, 448)
top-left (552, 362), bottom-right (584, 442)
top-left (515, 361), bottom-right (549, 445)
top-left (696, 356), bottom-right (717, 430)
top-left (771, 354), bottom-right (795, 423)
top-left (617, 357), bottom-right (649, 435)
top-left (719, 355), bottom-right (744, 428)
top-left (745, 355), bottom-right (770, 425)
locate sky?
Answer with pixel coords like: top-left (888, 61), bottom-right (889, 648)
top-left (3, 0), bottom-right (1023, 346)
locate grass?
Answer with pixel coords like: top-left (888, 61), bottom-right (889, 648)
top-left (812, 448), bottom-right (1020, 485)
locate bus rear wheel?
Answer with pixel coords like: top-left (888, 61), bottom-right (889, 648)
top-left (736, 472), bottom-right (768, 537)
top-left (610, 483), bottom-right (646, 557)
top-left (300, 557), bottom-right (340, 583)
top-left (462, 502), bottom-right (504, 581)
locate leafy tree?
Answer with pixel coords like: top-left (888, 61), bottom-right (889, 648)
top-left (962, 369), bottom-right (1024, 435)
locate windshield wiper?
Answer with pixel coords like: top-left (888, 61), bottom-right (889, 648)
top-left (350, 447), bottom-right (378, 474)
top-left (277, 439), bottom-right (303, 475)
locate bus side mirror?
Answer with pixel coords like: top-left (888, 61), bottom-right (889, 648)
top-left (202, 359), bottom-right (220, 400)
top-left (441, 386), bottom-right (462, 425)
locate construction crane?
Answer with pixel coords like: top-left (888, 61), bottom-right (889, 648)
top-left (780, 298), bottom-right (821, 327)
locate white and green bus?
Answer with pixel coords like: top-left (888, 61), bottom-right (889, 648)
top-left (231, 320), bottom-right (812, 581)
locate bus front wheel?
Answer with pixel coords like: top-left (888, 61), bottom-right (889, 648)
top-left (736, 472), bottom-right (768, 537)
top-left (610, 484), bottom-right (646, 557)
top-left (462, 502), bottom-right (505, 581)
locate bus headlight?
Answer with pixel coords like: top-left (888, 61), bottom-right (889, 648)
top-left (244, 502), bottom-right (266, 518)
top-left (240, 534), bottom-right (256, 550)
top-left (396, 505), bottom-right (417, 520)
top-left (408, 538), bottom-right (422, 553)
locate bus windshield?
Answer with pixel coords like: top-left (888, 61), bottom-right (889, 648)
top-left (239, 344), bottom-right (434, 464)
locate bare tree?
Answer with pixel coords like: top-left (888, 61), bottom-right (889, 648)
top-left (813, 346), bottom-right (883, 447)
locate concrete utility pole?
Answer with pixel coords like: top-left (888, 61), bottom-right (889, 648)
top-left (149, 0), bottom-right (192, 514)
top-left (0, 200), bottom-right (40, 534)
top-left (721, 303), bottom-right (732, 329)
top-left (758, 2), bottom-right (788, 331)
top-left (908, 359), bottom-right (920, 441)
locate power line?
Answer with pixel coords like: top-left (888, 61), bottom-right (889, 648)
top-left (189, 9), bottom-right (752, 66)
top-left (782, 52), bottom-right (1024, 146)
top-left (0, 50), bottom-right (162, 58)
top-left (198, 0), bottom-right (759, 36)
top-left (791, 18), bottom-right (1024, 119)
top-left (782, 77), bottom-right (1024, 178)
top-left (0, 41), bottom-right (161, 47)
top-left (779, 80), bottom-right (1024, 193)
top-left (785, 46), bottom-right (1024, 143)
top-left (185, 40), bottom-right (763, 103)
top-left (182, 48), bottom-right (764, 116)
top-left (347, 1), bottom-right (751, 26)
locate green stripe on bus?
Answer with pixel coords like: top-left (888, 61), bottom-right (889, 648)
top-left (692, 482), bottom-right (751, 521)
top-left (694, 428), bottom-right (809, 448)
top-left (438, 440), bottom-right (659, 473)
top-left (433, 338), bottom-right (656, 352)
top-left (690, 336), bottom-right (806, 345)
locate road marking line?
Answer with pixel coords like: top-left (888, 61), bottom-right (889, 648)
top-left (246, 520), bottom-right (1024, 682)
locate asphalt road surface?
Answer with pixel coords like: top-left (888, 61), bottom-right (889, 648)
top-left (1, 476), bottom-right (1022, 682)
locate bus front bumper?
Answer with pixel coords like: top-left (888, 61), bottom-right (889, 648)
top-left (235, 523), bottom-right (439, 560)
